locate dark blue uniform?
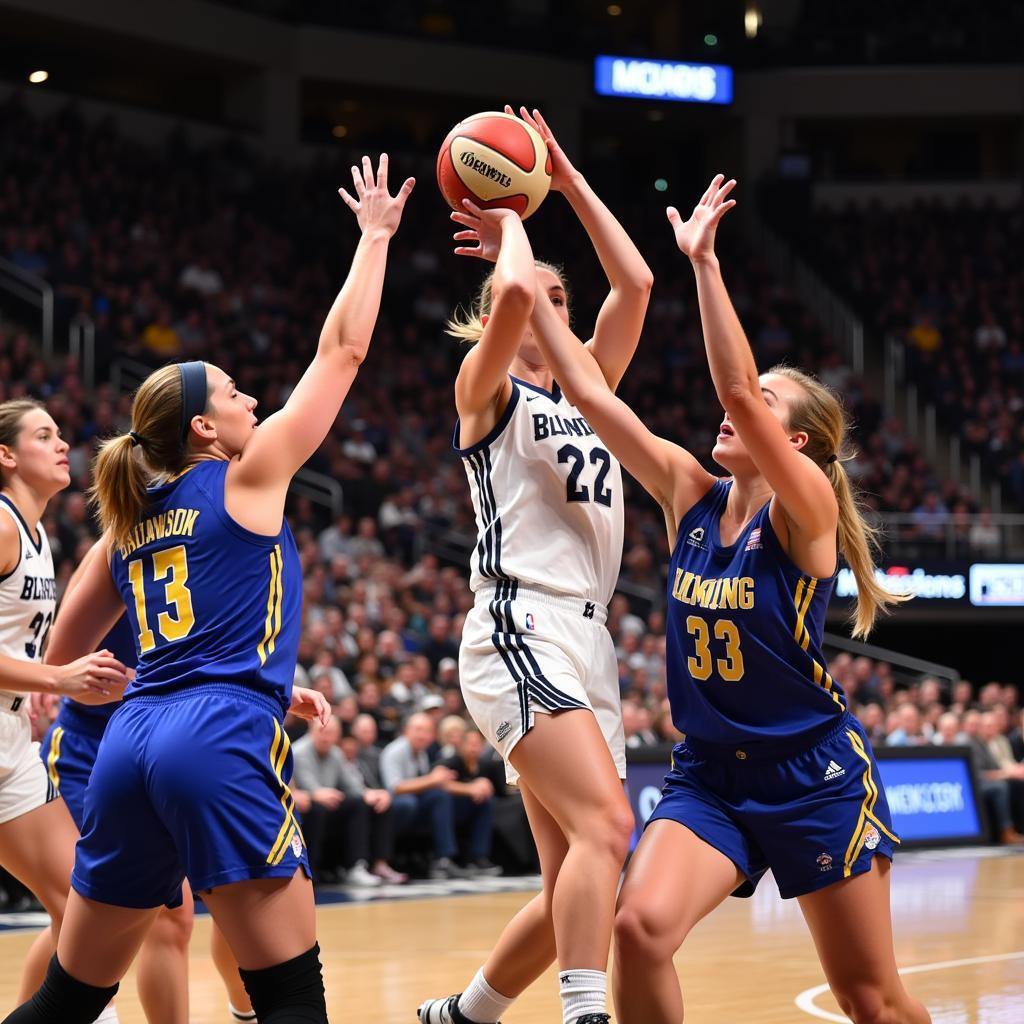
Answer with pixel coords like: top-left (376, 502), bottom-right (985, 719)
top-left (71, 460), bottom-right (307, 908)
top-left (648, 480), bottom-right (898, 898)
top-left (41, 615), bottom-right (135, 828)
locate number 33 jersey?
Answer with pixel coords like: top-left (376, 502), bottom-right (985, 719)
top-left (0, 496), bottom-right (56, 704)
top-left (456, 376), bottom-right (624, 606)
top-left (666, 480), bottom-right (844, 748)
top-left (109, 460), bottom-right (301, 715)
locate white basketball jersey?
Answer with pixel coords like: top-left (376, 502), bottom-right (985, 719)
top-left (457, 377), bottom-right (623, 605)
top-left (0, 497), bottom-right (56, 705)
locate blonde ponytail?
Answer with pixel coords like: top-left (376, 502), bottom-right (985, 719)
top-left (769, 365), bottom-right (909, 639)
top-left (89, 363), bottom-right (208, 552)
top-left (446, 260), bottom-right (568, 344)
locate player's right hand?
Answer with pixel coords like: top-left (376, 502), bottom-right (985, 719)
top-left (59, 650), bottom-right (131, 705)
top-left (451, 199), bottom-right (522, 262)
top-left (338, 153), bottom-right (415, 240)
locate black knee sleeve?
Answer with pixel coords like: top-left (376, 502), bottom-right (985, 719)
top-left (239, 943), bottom-right (327, 1023)
top-left (3, 955), bottom-right (119, 1024)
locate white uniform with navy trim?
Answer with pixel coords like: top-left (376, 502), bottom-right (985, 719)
top-left (0, 496), bottom-right (59, 823)
top-left (456, 376), bottom-right (626, 783)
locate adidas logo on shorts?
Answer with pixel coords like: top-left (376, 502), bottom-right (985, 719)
top-left (496, 721), bottom-right (512, 741)
top-left (823, 759), bottom-right (846, 782)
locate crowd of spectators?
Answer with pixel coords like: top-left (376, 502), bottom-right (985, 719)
top-left (1, 97), bottom-right (1021, 897)
top-left (794, 201), bottom-right (1024, 516)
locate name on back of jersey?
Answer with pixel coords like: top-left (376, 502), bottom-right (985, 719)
top-left (119, 507), bottom-right (201, 559)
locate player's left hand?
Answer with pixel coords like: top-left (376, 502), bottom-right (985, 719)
top-left (667, 174), bottom-right (737, 265)
top-left (451, 199), bottom-right (521, 262)
top-left (508, 106), bottom-right (576, 192)
top-left (289, 685), bottom-right (331, 725)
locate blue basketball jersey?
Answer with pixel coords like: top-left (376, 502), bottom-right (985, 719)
top-left (54, 614), bottom-right (137, 737)
top-left (665, 480), bottom-right (843, 748)
top-left (108, 460), bottom-right (300, 715)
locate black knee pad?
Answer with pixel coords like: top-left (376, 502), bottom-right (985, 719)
top-left (4, 955), bottom-right (119, 1024)
top-left (239, 943), bottom-right (327, 1023)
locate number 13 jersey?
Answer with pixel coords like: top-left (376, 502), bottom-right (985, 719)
top-left (666, 480), bottom-right (844, 748)
top-left (109, 460), bottom-right (300, 715)
top-left (0, 496), bottom-right (56, 705)
top-left (455, 377), bottom-right (624, 605)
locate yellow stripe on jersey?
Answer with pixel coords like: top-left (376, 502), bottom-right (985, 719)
top-left (46, 726), bottom-right (64, 790)
top-left (792, 577), bottom-right (843, 706)
top-left (842, 729), bottom-right (900, 876)
top-left (256, 545), bottom-right (283, 666)
top-left (266, 720), bottom-right (303, 866)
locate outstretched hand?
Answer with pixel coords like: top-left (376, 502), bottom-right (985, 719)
top-left (505, 105), bottom-right (576, 191)
top-left (338, 154), bottom-right (415, 238)
top-left (451, 198), bottom-right (523, 262)
top-left (666, 174), bottom-right (737, 264)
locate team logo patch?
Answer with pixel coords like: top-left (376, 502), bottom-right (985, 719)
top-left (816, 852), bottom-right (833, 872)
top-left (291, 833), bottom-right (303, 858)
top-left (823, 759), bottom-right (846, 781)
top-left (496, 721), bottom-right (512, 742)
top-left (744, 528), bottom-right (763, 551)
top-left (687, 527), bottom-right (706, 550)
top-left (863, 823), bottom-right (881, 851)
top-left (525, 613), bottom-right (536, 631)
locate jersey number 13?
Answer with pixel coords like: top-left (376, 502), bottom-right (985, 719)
top-left (127, 545), bottom-right (196, 654)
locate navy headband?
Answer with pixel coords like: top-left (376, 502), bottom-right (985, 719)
top-left (178, 361), bottom-right (208, 442)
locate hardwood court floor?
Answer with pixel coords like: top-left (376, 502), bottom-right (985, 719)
top-left (0, 849), bottom-right (1021, 1022)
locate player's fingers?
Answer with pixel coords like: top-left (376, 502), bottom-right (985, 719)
top-left (461, 197), bottom-right (484, 217)
top-left (699, 174), bottom-right (724, 206)
top-left (666, 206), bottom-right (683, 227)
top-left (92, 654), bottom-right (127, 673)
top-left (361, 154), bottom-right (374, 190)
top-left (504, 104), bottom-right (516, 116)
top-left (376, 152), bottom-right (388, 190)
top-left (714, 178), bottom-right (737, 205)
top-left (351, 164), bottom-right (365, 197)
top-left (396, 177), bottom-right (415, 205)
top-left (453, 230), bottom-right (478, 241)
top-left (338, 187), bottom-right (359, 211)
top-left (450, 210), bottom-right (479, 226)
top-left (708, 199), bottom-right (737, 224)
top-left (532, 108), bottom-right (553, 137)
top-left (453, 246), bottom-right (482, 258)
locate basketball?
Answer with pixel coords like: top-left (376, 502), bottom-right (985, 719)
top-left (436, 111), bottom-right (552, 220)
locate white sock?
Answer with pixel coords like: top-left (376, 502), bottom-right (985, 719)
top-left (92, 1006), bottom-right (119, 1024)
top-left (559, 969), bottom-right (607, 1024)
top-left (458, 968), bottom-right (516, 1023)
top-left (229, 1002), bottom-right (257, 1022)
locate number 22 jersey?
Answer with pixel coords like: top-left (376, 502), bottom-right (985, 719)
top-left (109, 460), bottom-right (300, 715)
top-left (665, 480), bottom-right (844, 749)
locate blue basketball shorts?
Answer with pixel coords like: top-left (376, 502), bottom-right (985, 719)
top-left (647, 712), bottom-right (899, 899)
top-left (40, 718), bottom-right (104, 830)
top-left (72, 684), bottom-right (310, 909)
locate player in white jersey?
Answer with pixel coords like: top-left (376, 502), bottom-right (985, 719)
top-left (0, 400), bottom-right (130, 1004)
top-left (419, 107), bottom-right (651, 1024)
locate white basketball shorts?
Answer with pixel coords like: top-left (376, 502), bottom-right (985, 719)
top-left (0, 705), bottom-right (57, 825)
top-left (460, 580), bottom-right (625, 785)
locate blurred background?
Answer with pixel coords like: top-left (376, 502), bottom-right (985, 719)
top-left (1, 0), bottom-right (1023, 889)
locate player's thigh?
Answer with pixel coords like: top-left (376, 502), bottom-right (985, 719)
top-left (798, 856), bottom-right (904, 1000)
top-left (202, 869), bottom-right (316, 971)
top-left (510, 709), bottom-right (632, 844)
top-left (0, 796), bottom-right (77, 918)
top-left (615, 819), bottom-right (742, 956)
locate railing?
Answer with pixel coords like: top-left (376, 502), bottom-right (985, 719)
top-left (874, 512), bottom-right (1024, 560)
top-left (883, 334), bottom-right (994, 509)
top-left (751, 217), bottom-right (865, 375)
top-left (109, 358), bottom-right (343, 518)
top-left (822, 631), bottom-right (959, 686)
top-left (0, 256), bottom-right (53, 356)
top-left (68, 314), bottom-right (96, 393)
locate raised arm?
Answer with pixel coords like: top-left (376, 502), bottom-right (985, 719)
top-left (512, 107), bottom-right (652, 392)
top-left (529, 283), bottom-right (715, 544)
top-left (669, 175), bottom-right (837, 538)
top-left (452, 201), bottom-right (536, 430)
top-left (231, 154), bottom-right (414, 495)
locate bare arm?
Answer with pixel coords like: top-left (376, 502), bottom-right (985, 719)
top-left (453, 203), bottom-right (536, 423)
top-left (513, 107), bottom-right (652, 391)
top-left (530, 284), bottom-right (715, 540)
top-left (670, 176), bottom-right (838, 539)
top-left (230, 155), bottom-right (414, 500)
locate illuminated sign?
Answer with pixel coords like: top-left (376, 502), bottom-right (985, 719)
top-left (969, 563), bottom-right (1024, 607)
top-left (594, 56), bottom-right (733, 105)
top-left (835, 566), bottom-right (966, 601)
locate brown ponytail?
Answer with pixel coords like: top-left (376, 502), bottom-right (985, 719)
top-left (446, 260), bottom-right (569, 343)
top-left (769, 365), bottom-right (909, 639)
top-left (90, 364), bottom-right (209, 551)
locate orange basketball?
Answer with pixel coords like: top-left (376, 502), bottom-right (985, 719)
top-left (436, 111), bottom-right (552, 220)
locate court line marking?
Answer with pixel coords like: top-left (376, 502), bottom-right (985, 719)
top-left (795, 950), bottom-right (1024, 1022)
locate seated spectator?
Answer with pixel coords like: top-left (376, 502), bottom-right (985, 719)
top-left (886, 704), bottom-right (930, 746)
top-left (932, 712), bottom-right (965, 747)
top-left (380, 712), bottom-right (493, 878)
top-left (1011, 709), bottom-right (1024, 763)
top-left (437, 715), bottom-right (468, 760)
top-left (440, 727), bottom-right (501, 876)
top-left (292, 716), bottom-right (403, 886)
top-left (952, 712), bottom-right (1024, 845)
